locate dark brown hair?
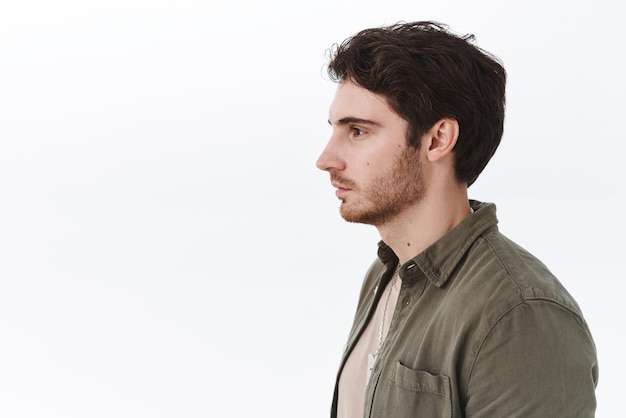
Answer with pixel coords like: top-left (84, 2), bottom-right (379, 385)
top-left (327, 21), bottom-right (506, 186)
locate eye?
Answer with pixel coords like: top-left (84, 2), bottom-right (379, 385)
top-left (351, 126), bottom-right (366, 137)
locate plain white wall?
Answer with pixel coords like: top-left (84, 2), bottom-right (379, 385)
top-left (1, 0), bottom-right (624, 416)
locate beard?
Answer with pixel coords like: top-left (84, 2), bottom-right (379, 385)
top-left (333, 146), bottom-right (425, 227)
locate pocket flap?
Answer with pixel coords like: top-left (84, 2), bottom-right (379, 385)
top-left (392, 361), bottom-right (451, 399)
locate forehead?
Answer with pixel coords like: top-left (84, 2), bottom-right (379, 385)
top-left (328, 80), bottom-right (396, 123)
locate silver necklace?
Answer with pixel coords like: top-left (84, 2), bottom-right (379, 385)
top-left (366, 263), bottom-right (401, 384)
top-left (376, 265), bottom-right (400, 353)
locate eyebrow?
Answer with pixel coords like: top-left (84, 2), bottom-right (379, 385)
top-left (328, 117), bottom-right (384, 128)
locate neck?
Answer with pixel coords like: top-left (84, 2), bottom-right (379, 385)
top-left (377, 186), bottom-right (471, 265)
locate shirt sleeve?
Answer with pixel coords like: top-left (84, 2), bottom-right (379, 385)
top-left (465, 299), bottom-right (599, 417)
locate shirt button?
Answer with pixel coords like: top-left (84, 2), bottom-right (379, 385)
top-left (403, 296), bottom-right (411, 305)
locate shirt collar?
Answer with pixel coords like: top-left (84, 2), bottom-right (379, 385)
top-left (377, 200), bottom-right (499, 287)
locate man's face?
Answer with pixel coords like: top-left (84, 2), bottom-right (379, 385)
top-left (316, 80), bottom-right (425, 227)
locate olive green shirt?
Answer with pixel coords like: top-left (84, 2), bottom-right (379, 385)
top-left (331, 201), bottom-right (598, 417)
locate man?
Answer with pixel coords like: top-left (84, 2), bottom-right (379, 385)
top-left (316, 22), bottom-right (598, 417)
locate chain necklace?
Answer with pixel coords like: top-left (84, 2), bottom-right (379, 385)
top-left (376, 264), bottom-right (400, 353)
top-left (366, 263), bottom-right (401, 384)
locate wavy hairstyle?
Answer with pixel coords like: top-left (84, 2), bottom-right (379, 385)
top-left (327, 21), bottom-right (506, 186)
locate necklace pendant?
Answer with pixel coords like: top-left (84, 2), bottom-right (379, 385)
top-left (366, 353), bottom-right (377, 384)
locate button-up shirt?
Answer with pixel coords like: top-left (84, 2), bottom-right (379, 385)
top-left (331, 201), bottom-right (598, 417)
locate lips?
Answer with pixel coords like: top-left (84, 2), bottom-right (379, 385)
top-left (331, 182), bottom-right (352, 199)
top-left (331, 181), bottom-right (350, 190)
top-left (330, 174), bottom-right (358, 199)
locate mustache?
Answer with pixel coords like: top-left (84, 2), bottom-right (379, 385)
top-left (330, 173), bottom-right (358, 190)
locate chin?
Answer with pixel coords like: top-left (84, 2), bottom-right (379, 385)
top-left (340, 205), bottom-right (386, 226)
top-left (339, 203), bottom-right (365, 224)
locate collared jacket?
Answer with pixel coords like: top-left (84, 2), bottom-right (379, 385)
top-left (331, 201), bottom-right (598, 417)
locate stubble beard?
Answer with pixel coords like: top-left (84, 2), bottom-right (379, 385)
top-left (337, 147), bottom-right (424, 227)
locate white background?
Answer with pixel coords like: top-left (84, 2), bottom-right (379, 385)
top-left (1, 0), bottom-right (624, 417)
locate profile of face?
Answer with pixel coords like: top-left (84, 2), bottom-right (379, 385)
top-left (316, 80), bottom-right (425, 227)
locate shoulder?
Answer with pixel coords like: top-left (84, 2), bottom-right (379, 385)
top-left (475, 229), bottom-right (583, 315)
top-left (460, 231), bottom-right (598, 415)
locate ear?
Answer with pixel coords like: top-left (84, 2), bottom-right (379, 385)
top-left (423, 118), bottom-right (459, 162)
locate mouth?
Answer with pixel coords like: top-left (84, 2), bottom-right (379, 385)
top-left (331, 182), bottom-right (352, 199)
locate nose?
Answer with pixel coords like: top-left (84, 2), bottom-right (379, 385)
top-left (316, 134), bottom-right (345, 172)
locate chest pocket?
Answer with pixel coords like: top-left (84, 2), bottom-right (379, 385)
top-left (370, 361), bottom-right (452, 418)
